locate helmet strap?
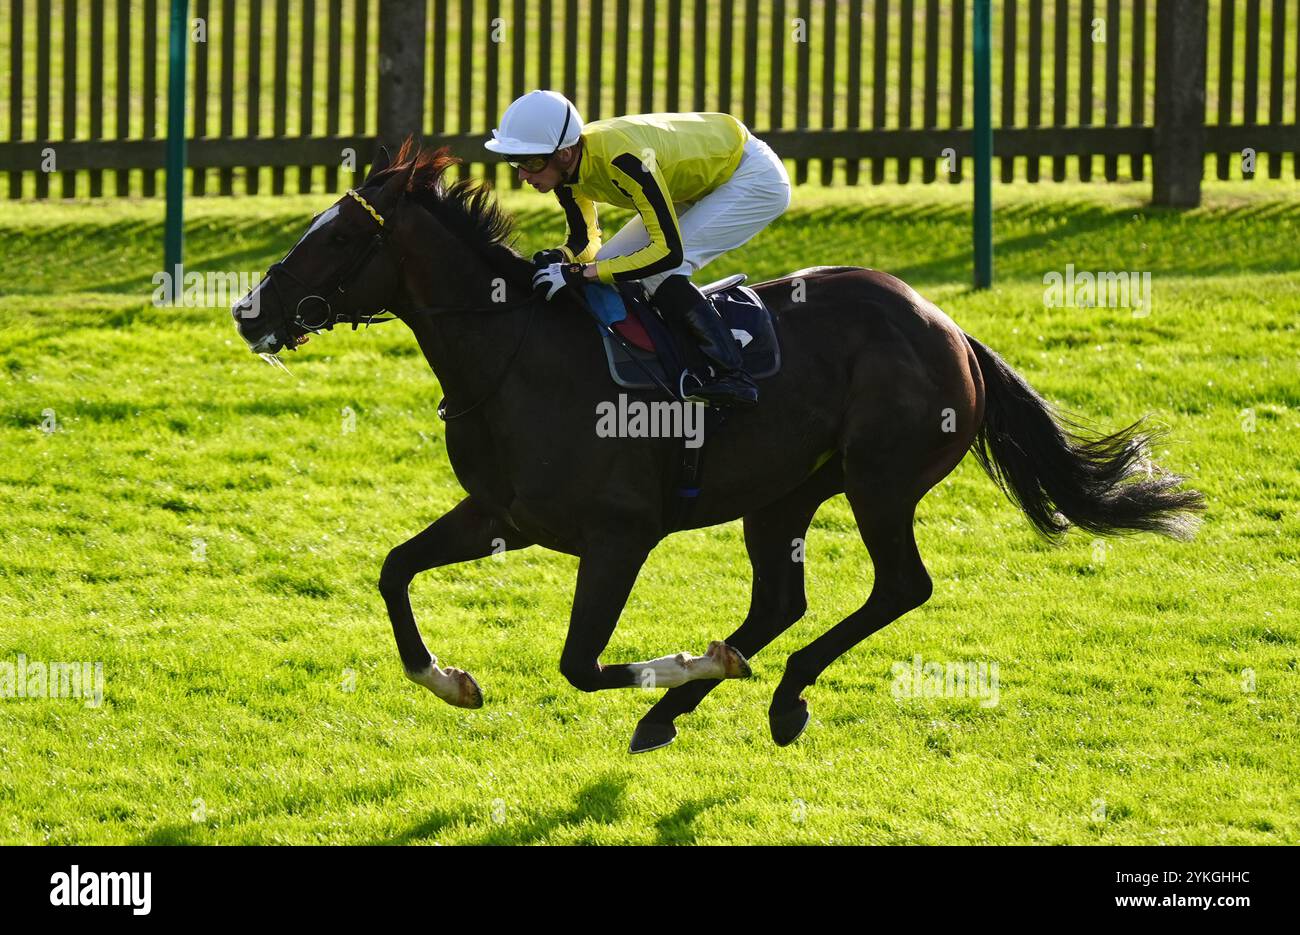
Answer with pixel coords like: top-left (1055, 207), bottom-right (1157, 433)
top-left (552, 106), bottom-right (573, 154)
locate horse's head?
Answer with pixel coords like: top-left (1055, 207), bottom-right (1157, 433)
top-left (232, 149), bottom-right (415, 356)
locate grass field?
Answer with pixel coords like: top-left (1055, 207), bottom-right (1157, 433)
top-left (1, 176), bottom-right (1297, 844)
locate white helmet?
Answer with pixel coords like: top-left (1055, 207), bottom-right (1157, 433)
top-left (484, 90), bottom-right (583, 156)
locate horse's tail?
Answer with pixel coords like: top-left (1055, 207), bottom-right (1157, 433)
top-left (963, 333), bottom-right (1204, 541)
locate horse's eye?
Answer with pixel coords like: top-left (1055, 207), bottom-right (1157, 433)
top-left (330, 232), bottom-right (349, 246)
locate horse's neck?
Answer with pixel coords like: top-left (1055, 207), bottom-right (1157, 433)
top-left (399, 250), bottom-right (537, 406)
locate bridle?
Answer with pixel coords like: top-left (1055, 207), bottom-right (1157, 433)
top-left (260, 185), bottom-right (552, 422)
top-left (262, 189), bottom-right (399, 347)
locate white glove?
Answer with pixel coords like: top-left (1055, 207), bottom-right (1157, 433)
top-left (531, 261), bottom-right (585, 301)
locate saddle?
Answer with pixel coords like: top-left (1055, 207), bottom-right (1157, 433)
top-left (584, 274), bottom-right (782, 394)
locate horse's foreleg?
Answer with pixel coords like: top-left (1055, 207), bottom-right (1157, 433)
top-left (378, 496), bottom-right (531, 707)
top-left (558, 541), bottom-right (752, 694)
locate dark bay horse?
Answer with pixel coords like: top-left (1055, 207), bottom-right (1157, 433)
top-left (232, 143), bottom-right (1204, 752)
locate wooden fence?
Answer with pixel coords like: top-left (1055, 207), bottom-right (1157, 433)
top-left (0, 0), bottom-right (1296, 203)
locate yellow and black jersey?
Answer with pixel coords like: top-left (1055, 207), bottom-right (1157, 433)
top-left (553, 112), bottom-right (751, 283)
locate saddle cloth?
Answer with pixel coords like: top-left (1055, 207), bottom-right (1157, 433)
top-left (585, 274), bottom-right (782, 393)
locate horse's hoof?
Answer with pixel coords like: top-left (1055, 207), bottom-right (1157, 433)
top-left (445, 668), bottom-right (484, 709)
top-left (405, 665), bottom-right (484, 708)
top-left (707, 641), bottom-right (752, 679)
top-left (769, 698), bottom-right (810, 747)
top-left (629, 720), bottom-right (677, 754)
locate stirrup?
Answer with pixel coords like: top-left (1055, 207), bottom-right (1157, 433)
top-left (678, 369), bottom-right (706, 402)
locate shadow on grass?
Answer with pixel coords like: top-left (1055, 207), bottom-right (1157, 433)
top-left (377, 778), bottom-right (739, 846)
top-left (757, 199), bottom-right (1300, 289)
top-left (377, 773), bottom-right (634, 845)
top-left (9, 195), bottom-right (1297, 300)
top-left (135, 823), bottom-right (210, 845)
top-left (652, 794), bottom-right (737, 845)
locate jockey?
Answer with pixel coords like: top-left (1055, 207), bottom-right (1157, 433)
top-left (484, 89), bottom-right (792, 408)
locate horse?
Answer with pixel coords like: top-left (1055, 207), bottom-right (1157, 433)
top-left (232, 141), bottom-right (1204, 753)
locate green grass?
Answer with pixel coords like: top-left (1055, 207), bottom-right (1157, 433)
top-left (1, 177), bottom-right (1298, 844)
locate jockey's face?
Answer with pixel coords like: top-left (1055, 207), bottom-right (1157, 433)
top-left (517, 144), bottom-right (580, 194)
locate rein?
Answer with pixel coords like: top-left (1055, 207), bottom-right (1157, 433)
top-left (426, 292), bottom-right (547, 422)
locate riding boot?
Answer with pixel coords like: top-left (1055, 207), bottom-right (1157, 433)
top-left (652, 276), bottom-right (759, 408)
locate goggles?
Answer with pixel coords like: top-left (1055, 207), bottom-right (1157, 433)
top-left (507, 153), bottom-right (551, 173)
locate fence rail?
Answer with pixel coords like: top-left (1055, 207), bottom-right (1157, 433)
top-left (0, 0), bottom-right (1296, 201)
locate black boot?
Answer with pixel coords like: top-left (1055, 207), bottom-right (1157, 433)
top-left (652, 276), bottom-right (759, 408)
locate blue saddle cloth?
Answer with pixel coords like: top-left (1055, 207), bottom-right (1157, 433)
top-left (586, 282), bottom-right (629, 326)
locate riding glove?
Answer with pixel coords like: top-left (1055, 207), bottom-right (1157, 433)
top-left (532, 261), bottom-right (586, 301)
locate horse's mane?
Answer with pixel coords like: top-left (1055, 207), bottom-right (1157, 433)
top-left (386, 139), bottom-right (520, 261)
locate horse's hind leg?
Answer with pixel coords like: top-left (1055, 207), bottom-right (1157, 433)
top-left (378, 496), bottom-right (532, 708)
top-left (559, 536), bottom-right (754, 696)
top-left (769, 484), bottom-right (932, 746)
top-left (629, 462), bottom-right (841, 753)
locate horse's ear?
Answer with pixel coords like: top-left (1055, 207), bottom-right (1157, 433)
top-left (365, 145), bottom-right (392, 183)
top-left (375, 159), bottom-right (416, 211)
